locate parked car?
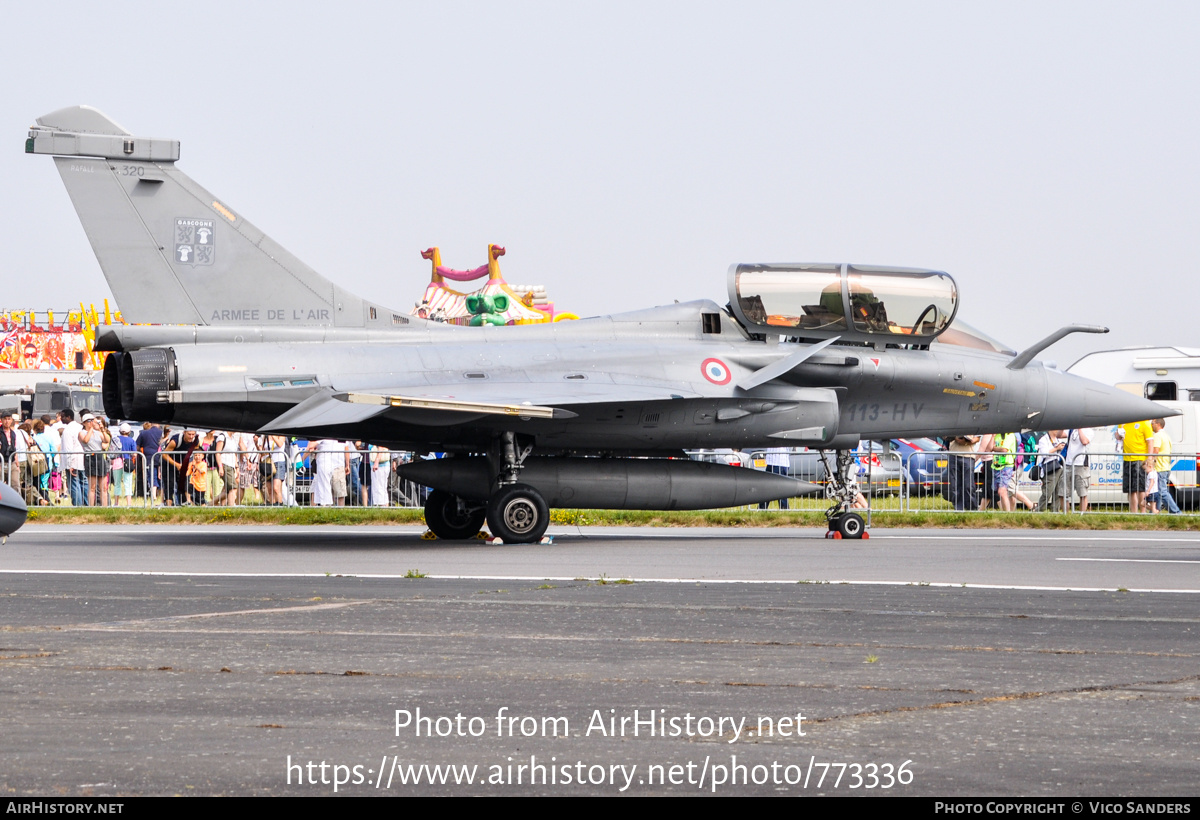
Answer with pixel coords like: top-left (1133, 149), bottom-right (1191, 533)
top-left (687, 448), bottom-right (750, 468)
top-left (745, 442), bottom-right (905, 497)
top-left (891, 437), bottom-right (949, 497)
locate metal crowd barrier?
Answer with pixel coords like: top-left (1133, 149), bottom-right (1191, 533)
top-left (280, 447), bottom-right (427, 509)
top-left (11, 447), bottom-right (147, 508)
top-left (137, 446), bottom-right (428, 509)
top-left (14, 439), bottom-right (1195, 515)
top-left (5, 444), bottom-right (429, 509)
top-left (904, 448), bottom-right (1064, 513)
top-left (1059, 449), bottom-right (1196, 514)
top-left (742, 444), bottom-right (905, 513)
top-left (901, 445), bottom-right (1196, 515)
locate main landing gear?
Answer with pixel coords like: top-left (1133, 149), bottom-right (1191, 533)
top-left (820, 449), bottom-right (868, 540)
top-left (424, 489), bottom-right (486, 541)
top-left (485, 482), bottom-right (549, 544)
top-left (421, 432), bottom-right (551, 545)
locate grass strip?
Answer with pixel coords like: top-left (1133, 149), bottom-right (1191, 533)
top-left (23, 506), bottom-right (1199, 530)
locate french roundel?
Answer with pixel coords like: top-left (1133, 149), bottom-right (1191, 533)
top-left (701, 358), bottom-right (732, 385)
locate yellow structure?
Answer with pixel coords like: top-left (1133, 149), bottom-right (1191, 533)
top-left (0, 303), bottom-right (125, 371)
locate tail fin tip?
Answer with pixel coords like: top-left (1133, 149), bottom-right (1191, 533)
top-left (36, 105), bottom-right (131, 136)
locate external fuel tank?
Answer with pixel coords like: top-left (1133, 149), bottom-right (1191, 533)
top-left (397, 457), bottom-right (819, 511)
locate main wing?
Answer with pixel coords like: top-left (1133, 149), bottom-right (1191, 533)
top-left (256, 380), bottom-right (707, 433)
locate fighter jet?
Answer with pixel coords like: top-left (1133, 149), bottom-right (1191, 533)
top-left (24, 106), bottom-right (1169, 542)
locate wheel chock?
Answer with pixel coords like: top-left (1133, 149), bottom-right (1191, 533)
top-left (421, 530), bottom-right (438, 540)
top-left (862, 531), bottom-right (870, 539)
top-left (832, 531), bottom-right (843, 539)
top-left (474, 531), bottom-right (490, 540)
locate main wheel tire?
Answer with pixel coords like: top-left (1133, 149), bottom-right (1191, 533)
top-left (486, 483), bottom-right (549, 544)
top-left (424, 490), bottom-right (485, 540)
top-left (836, 512), bottom-right (865, 539)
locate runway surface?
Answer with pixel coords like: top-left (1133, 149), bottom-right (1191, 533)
top-left (8, 524), bottom-right (1200, 590)
top-left (2, 525), bottom-right (1197, 795)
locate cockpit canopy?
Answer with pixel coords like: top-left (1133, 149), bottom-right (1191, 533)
top-left (729, 263), bottom-right (959, 343)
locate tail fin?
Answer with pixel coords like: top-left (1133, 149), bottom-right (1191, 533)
top-left (27, 106), bottom-right (399, 328)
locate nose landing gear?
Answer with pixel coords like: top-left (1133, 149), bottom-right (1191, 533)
top-left (820, 449), bottom-right (869, 540)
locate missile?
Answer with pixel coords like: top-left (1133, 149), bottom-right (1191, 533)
top-left (397, 457), bottom-right (820, 511)
top-left (0, 482), bottom-right (28, 540)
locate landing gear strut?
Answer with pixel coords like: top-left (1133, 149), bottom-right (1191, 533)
top-left (821, 449), bottom-right (867, 540)
top-left (485, 432), bottom-right (549, 544)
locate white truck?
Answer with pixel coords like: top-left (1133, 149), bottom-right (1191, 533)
top-left (1067, 347), bottom-right (1199, 509)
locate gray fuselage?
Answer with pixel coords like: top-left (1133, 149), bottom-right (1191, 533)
top-left (106, 300), bottom-right (1153, 453)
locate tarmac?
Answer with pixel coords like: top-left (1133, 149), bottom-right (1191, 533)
top-left (1, 525), bottom-right (1197, 796)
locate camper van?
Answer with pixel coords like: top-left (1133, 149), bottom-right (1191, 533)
top-left (1068, 347), bottom-right (1199, 509)
top-left (29, 382), bottom-right (106, 422)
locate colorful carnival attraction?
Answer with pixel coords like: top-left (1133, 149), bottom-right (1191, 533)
top-left (4, 247), bottom-right (569, 379)
top-left (0, 302), bottom-right (118, 373)
top-left (411, 244), bottom-right (578, 326)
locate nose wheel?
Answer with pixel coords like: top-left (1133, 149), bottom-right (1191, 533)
top-left (821, 449), bottom-right (869, 540)
top-left (486, 483), bottom-right (549, 544)
top-left (826, 512), bottom-right (866, 540)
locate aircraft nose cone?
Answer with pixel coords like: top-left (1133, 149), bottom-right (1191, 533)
top-left (0, 481), bottom-right (28, 538)
top-left (1042, 372), bottom-right (1178, 429)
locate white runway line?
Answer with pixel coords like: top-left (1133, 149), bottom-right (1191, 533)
top-left (1057, 558), bottom-right (1200, 564)
top-left (1, 568), bottom-right (1197, 593)
top-left (881, 534), bottom-right (1200, 543)
top-left (19, 525), bottom-right (1200, 544)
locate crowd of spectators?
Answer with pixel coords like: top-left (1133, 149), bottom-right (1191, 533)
top-left (0, 409), bottom-right (1186, 514)
top-left (0, 411), bottom-right (418, 508)
top-left (944, 419), bottom-right (1181, 513)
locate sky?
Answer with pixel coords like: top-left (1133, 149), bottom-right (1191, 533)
top-left (3, 1), bottom-right (1197, 369)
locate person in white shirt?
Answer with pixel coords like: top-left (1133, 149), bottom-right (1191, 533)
top-left (369, 444), bottom-right (391, 506)
top-left (1057, 428), bottom-right (1092, 512)
top-left (758, 447), bottom-right (792, 510)
top-left (306, 439), bottom-right (347, 506)
top-left (59, 409), bottom-right (86, 506)
top-left (233, 431), bottom-right (259, 503)
top-left (213, 431), bottom-right (238, 505)
top-left (1035, 431), bottom-right (1066, 512)
top-left (78, 413), bottom-right (112, 507)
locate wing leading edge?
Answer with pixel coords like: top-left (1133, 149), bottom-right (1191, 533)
top-left (256, 382), bottom-right (698, 432)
